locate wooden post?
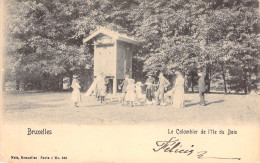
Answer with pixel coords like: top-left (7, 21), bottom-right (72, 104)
top-left (113, 77), bottom-right (117, 95)
top-left (113, 40), bottom-right (117, 95)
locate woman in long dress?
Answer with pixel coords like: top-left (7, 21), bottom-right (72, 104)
top-left (172, 71), bottom-right (185, 108)
top-left (125, 79), bottom-right (136, 107)
top-left (71, 75), bottom-right (81, 107)
top-left (145, 73), bottom-right (155, 104)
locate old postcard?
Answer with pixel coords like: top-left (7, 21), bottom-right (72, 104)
top-left (1, 0), bottom-right (259, 162)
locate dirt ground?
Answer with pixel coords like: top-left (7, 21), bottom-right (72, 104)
top-left (2, 92), bottom-right (260, 125)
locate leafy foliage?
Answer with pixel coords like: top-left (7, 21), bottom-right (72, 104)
top-left (4, 0), bottom-right (260, 93)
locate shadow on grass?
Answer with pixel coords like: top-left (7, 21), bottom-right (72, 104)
top-left (186, 91), bottom-right (246, 95)
top-left (184, 100), bottom-right (225, 107)
top-left (3, 103), bottom-right (63, 111)
top-left (206, 100), bottom-right (225, 105)
top-left (81, 104), bottom-right (105, 108)
top-left (81, 101), bottom-right (122, 107)
top-left (185, 102), bottom-right (201, 107)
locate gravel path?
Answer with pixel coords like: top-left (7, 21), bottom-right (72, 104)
top-left (2, 92), bottom-right (259, 125)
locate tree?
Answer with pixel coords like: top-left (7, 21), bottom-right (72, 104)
top-left (5, 0), bottom-right (93, 90)
top-left (4, 0), bottom-right (259, 93)
top-left (133, 0), bottom-right (259, 93)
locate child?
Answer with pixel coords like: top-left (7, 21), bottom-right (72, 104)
top-left (71, 75), bottom-right (81, 107)
top-left (98, 74), bottom-right (107, 104)
top-left (125, 79), bottom-right (135, 107)
top-left (135, 81), bottom-right (144, 105)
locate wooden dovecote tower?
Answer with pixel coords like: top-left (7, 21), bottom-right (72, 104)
top-left (83, 28), bottom-right (139, 95)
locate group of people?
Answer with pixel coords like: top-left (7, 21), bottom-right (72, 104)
top-left (71, 71), bottom-right (207, 108)
top-left (119, 75), bottom-right (144, 107)
top-left (94, 73), bottom-right (110, 104)
top-left (119, 71), bottom-right (190, 108)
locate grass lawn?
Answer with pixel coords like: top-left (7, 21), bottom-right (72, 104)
top-left (2, 92), bottom-right (259, 125)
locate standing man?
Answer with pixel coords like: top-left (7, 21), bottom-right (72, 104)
top-left (198, 72), bottom-right (206, 106)
top-left (98, 73), bottom-right (107, 104)
top-left (145, 72), bottom-right (155, 104)
top-left (119, 74), bottom-right (129, 105)
top-left (156, 72), bottom-right (170, 106)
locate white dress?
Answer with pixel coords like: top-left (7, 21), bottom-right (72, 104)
top-left (125, 84), bottom-right (136, 102)
top-left (135, 85), bottom-right (143, 99)
top-left (71, 80), bottom-right (81, 103)
top-left (172, 76), bottom-right (185, 108)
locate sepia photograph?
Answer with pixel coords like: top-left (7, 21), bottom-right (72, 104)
top-left (0, 0), bottom-right (259, 162)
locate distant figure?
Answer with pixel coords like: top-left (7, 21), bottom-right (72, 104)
top-left (172, 71), bottom-right (185, 108)
top-left (106, 78), bottom-right (113, 102)
top-left (198, 72), bottom-right (206, 106)
top-left (119, 74), bottom-right (129, 105)
top-left (71, 75), bottom-right (81, 107)
top-left (95, 74), bottom-right (102, 100)
top-left (156, 72), bottom-right (170, 106)
top-left (125, 79), bottom-right (135, 107)
top-left (97, 73), bottom-right (107, 104)
top-left (135, 81), bottom-right (144, 105)
top-left (145, 72), bottom-right (155, 104)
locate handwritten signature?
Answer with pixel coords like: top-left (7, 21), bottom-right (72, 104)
top-left (153, 137), bottom-right (241, 160)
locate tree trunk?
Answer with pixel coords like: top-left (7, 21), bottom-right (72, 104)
top-left (69, 72), bottom-right (73, 91)
top-left (184, 75), bottom-right (189, 93)
top-left (59, 74), bottom-right (63, 91)
top-left (222, 65), bottom-right (227, 94)
top-left (244, 74), bottom-right (248, 94)
top-left (191, 73), bottom-right (194, 93)
top-left (248, 74), bottom-right (252, 93)
top-left (223, 73), bottom-right (227, 94)
top-left (206, 66), bottom-right (211, 93)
